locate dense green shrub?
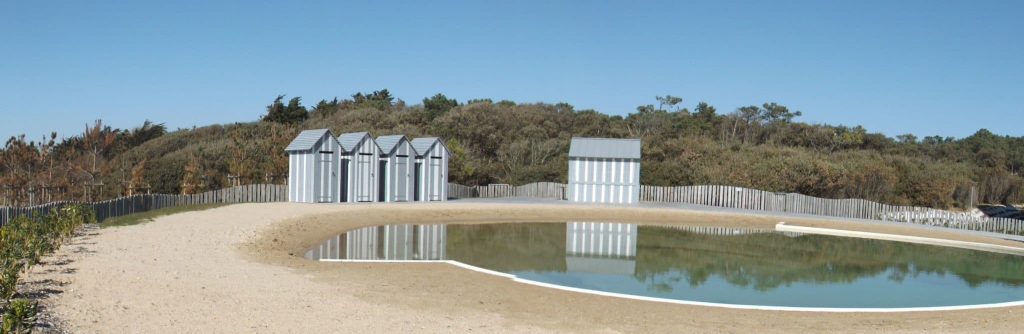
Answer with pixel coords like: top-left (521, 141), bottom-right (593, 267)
top-left (3, 92), bottom-right (1023, 209)
top-left (0, 204), bottom-right (94, 331)
top-left (2, 299), bottom-right (37, 334)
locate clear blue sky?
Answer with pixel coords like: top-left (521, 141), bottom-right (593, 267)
top-left (2, 0), bottom-right (1022, 142)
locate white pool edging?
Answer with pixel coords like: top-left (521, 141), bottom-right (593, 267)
top-left (319, 257), bottom-right (1024, 313)
top-left (775, 222), bottom-right (1024, 256)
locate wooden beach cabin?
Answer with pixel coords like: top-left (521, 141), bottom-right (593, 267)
top-left (285, 129), bottom-right (341, 203)
top-left (567, 137), bottom-right (641, 204)
top-left (338, 132), bottom-right (382, 203)
top-left (376, 135), bottom-right (416, 202)
top-left (410, 137), bottom-right (450, 201)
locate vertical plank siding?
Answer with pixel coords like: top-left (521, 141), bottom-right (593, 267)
top-left (448, 182), bottom-right (567, 200)
top-left (446, 183), bottom-right (478, 199)
top-left (381, 140), bottom-right (416, 202)
top-left (287, 132), bottom-right (340, 203)
top-left (343, 137), bottom-right (381, 203)
top-left (566, 158), bottom-right (640, 204)
top-left (415, 140), bottom-right (449, 202)
top-left (1, 184), bottom-right (288, 227)
top-left (316, 134), bottom-right (341, 203)
top-left (445, 182), bottom-right (1024, 236)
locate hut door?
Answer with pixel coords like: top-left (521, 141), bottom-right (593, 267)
top-left (413, 162), bottom-right (422, 201)
top-left (395, 157), bottom-right (408, 201)
top-left (430, 157), bottom-right (443, 201)
top-left (378, 161), bottom-right (387, 202)
top-left (339, 158), bottom-right (349, 202)
top-left (316, 151), bottom-right (334, 203)
top-left (356, 153), bottom-right (373, 202)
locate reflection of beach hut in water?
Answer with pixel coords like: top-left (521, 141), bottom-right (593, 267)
top-left (338, 132), bottom-right (382, 203)
top-left (413, 225), bottom-right (446, 260)
top-left (375, 135), bottom-right (416, 202)
top-left (567, 138), bottom-right (641, 204)
top-left (410, 138), bottom-right (449, 201)
top-left (305, 224), bottom-right (447, 261)
top-left (565, 222), bottom-right (637, 275)
top-left (285, 129), bottom-right (341, 203)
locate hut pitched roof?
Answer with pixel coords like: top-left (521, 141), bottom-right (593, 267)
top-left (285, 129), bottom-right (334, 152)
top-left (338, 132), bottom-right (376, 152)
top-left (410, 137), bottom-right (447, 157)
top-left (375, 135), bottom-right (408, 155)
top-left (568, 137), bottom-right (641, 159)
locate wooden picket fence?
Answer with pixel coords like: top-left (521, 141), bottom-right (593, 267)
top-left (661, 225), bottom-right (804, 238)
top-left (639, 184), bottom-right (1024, 235)
top-left (448, 182), bottom-right (1024, 236)
top-left (447, 182), bottom-right (566, 200)
top-left (0, 184), bottom-right (287, 226)
top-left (4, 181), bottom-right (1020, 236)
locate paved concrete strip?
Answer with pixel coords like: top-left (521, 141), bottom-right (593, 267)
top-left (776, 222), bottom-right (1024, 256)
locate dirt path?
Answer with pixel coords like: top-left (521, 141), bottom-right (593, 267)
top-left (28, 202), bottom-right (1024, 333)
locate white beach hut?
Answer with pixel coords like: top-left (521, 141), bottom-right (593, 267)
top-left (376, 135), bottom-right (416, 202)
top-left (410, 137), bottom-right (450, 202)
top-left (338, 132), bottom-right (382, 202)
top-left (285, 129), bottom-right (341, 203)
top-left (567, 137), bottom-right (641, 204)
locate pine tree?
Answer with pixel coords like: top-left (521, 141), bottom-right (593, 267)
top-left (261, 95), bottom-right (308, 124)
top-left (423, 93), bottom-right (458, 120)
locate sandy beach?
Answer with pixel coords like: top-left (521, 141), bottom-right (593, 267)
top-left (26, 202), bottom-right (1024, 333)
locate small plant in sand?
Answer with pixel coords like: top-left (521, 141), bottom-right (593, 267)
top-left (0, 204), bottom-right (94, 332)
top-left (1, 299), bottom-right (38, 334)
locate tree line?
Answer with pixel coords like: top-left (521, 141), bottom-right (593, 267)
top-left (1, 90), bottom-right (1022, 210)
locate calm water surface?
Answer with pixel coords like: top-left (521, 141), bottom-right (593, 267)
top-left (306, 222), bottom-right (1024, 308)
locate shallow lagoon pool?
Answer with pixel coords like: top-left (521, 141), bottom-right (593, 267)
top-left (306, 222), bottom-right (1024, 309)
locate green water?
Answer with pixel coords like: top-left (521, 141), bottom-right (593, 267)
top-left (306, 222), bottom-right (1024, 308)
